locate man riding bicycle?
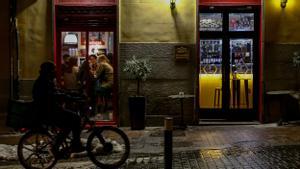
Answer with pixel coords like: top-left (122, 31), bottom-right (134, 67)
top-left (32, 61), bottom-right (84, 153)
top-left (17, 63), bottom-right (130, 168)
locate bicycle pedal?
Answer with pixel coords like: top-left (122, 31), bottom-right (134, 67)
top-left (70, 151), bottom-right (87, 158)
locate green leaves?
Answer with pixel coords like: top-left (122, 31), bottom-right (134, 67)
top-left (293, 52), bottom-right (300, 68)
top-left (123, 55), bottom-right (152, 81)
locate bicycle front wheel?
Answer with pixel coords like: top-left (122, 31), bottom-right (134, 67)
top-left (86, 126), bottom-right (130, 169)
top-left (18, 130), bottom-right (57, 169)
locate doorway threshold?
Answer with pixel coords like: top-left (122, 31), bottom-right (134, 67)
top-left (199, 119), bottom-right (260, 125)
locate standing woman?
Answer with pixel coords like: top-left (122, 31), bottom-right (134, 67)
top-left (95, 54), bottom-right (114, 115)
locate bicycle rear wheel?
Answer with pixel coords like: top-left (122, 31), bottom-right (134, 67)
top-left (86, 126), bottom-right (130, 169)
top-left (18, 130), bottom-right (57, 169)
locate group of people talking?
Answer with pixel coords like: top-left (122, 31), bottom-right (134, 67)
top-left (61, 53), bottom-right (114, 115)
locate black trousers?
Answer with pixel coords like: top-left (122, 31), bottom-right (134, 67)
top-left (44, 109), bottom-right (82, 146)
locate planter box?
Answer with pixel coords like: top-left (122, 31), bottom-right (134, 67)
top-left (128, 96), bottom-right (145, 130)
top-left (6, 100), bottom-right (36, 129)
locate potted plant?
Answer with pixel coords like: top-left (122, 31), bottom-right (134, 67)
top-left (292, 51), bottom-right (300, 91)
top-left (123, 55), bottom-right (151, 130)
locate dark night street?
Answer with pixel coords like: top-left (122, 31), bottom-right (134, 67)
top-left (1, 0), bottom-right (300, 168)
top-left (1, 124), bottom-right (300, 168)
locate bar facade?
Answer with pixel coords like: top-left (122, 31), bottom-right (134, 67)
top-left (1, 0), bottom-right (300, 129)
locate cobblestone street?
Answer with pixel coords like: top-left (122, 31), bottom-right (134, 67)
top-left (1, 124), bottom-right (300, 168)
top-left (123, 145), bottom-right (300, 169)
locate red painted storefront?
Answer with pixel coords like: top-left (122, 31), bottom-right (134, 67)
top-left (54, 0), bottom-right (118, 126)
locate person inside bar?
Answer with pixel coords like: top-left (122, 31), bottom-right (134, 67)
top-left (95, 54), bottom-right (114, 115)
top-left (78, 55), bottom-right (96, 114)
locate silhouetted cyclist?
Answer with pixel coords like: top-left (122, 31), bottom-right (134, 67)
top-left (32, 61), bottom-right (84, 152)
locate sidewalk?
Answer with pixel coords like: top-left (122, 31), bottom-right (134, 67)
top-left (1, 123), bottom-right (300, 168)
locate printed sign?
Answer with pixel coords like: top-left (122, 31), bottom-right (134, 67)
top-left (175, 46), bottom-right (190, 61)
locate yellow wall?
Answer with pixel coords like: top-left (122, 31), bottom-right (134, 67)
top-left (265, 0), bottom-right (300, 43)
top-left (17, 0), bottom-right (52, 79)
top-left (120, 0), bottom-right (196, 43)
top-left (16, 0), bottom-right (197, 77)
top-left (199, 74), bottom-right (253, 109)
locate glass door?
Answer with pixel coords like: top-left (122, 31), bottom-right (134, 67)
top-left (88, 32), bottom-right (114, 58)
top-left (228, 12), bottom-right (255, 110)
top-left (59, 31), bottom-right (115, 122)
top-left (199, 13), bottom-right (223, 110)
top-left (199, 39), bottom-right (223, 109)
top-left (230, 39), bottom-right (253, 109)
top-left (199, 6), bottom-right (259, 119)
top-left (88, 31), bottom-right (114, 121)
top-left (61, 31), bottom-right (86, 65)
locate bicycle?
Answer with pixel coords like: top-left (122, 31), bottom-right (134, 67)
top-left (16, 91), bottom-right (130, 169)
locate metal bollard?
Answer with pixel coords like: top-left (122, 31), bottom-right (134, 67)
top-left (164, 117), bottom-right (173, 169)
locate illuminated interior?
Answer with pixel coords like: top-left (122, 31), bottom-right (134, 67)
top-left (199, 74), bottom-right (222, 108)
top-left (61, 31), bottom-right (114, 66)
top-left (199, 74), bottom-right (253, 109)
top-left (61, 31), bottom-right (114, 121)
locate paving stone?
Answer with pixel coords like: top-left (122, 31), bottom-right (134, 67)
top-left (120, 145), bottom-right (300, 169)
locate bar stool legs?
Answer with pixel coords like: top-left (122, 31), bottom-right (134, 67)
top-left (232, 79), bottom-right (250, 108)
top-left (214, 87), bottom-right (221, 108)
top-left (232, 79), bottom-right (240, 108)
top-left (212, 79), bottom-right (250, 109)
top-left (244, 79), bottom-right (249, 108)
